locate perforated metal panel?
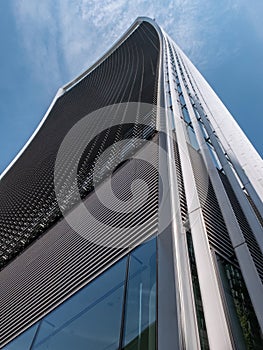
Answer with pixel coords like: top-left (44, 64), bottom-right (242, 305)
top-left (0, 20), bottom-right (161, 348)
top-left (0, 139), bottom-right (159, 347)
top-left (0, 21), bottom-right (160, 269)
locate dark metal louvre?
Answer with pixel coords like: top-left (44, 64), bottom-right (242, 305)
top-left (187, 144), bottom-right (235, 260)
top-left (0, 137), bottom-right (159, 347)
top-left (219, 172), bottom-right (263, 283)
top-left (0, 21), bottom-right (160, 269)
top-left (172, 134), bottom-right (188, 223)
top-left (0, 19), bottom-right (161, 347)
top-left (246, 193), bottom-right (263, 228)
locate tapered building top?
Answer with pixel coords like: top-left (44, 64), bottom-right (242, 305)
top-left (0, 17), bottom-right (262, 350)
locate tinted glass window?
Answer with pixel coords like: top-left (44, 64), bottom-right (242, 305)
top-left (31, 257), bottom-right (127, 350)
top-left (2, 323), bottom-right (39, 350)
top-left (122, 238), bottom-right (156, 350)
top-left (3, 238), bottom-right (157, 350)
top-left (5, 257), bottom-right (127, 350)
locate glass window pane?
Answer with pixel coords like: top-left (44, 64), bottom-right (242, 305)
top-left (122, 238), bottom-right (156, 350)
top-left (217, 255), bottom-right (263, 350)
top-left (2, 323), bottom-right (39, 350)
top-left (31, 256), bottom-right (127, 350)
top-left (187, 125), bottom-right (199, 150)
top-left (182, 107), bottom-right (191, 123)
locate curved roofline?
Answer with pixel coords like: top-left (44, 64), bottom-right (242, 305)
top-left (62, 17), bottom-right (163, 92)
top-left (0, 87), bottom-right (64, 180)
top-left (0, 17), bottom-right (163, 181)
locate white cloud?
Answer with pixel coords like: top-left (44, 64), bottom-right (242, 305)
top-left (12, 0), bottom-right (64, 89)
top-left (11, 0), bottom-right (242, 88)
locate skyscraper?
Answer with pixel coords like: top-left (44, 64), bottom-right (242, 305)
top-left (0, 16), bottom-right (262, 349)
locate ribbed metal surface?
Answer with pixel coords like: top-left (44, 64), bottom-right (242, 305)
top-left (172, 135), bottom-right (188, 223)
top-left (187, 144), bottom-right (235, 260)
top-left (187, 141), bottom-right (263, 283)
top-left (219, 172), bottom-right (263, 283)
top-left (0, 21), bottom-right (160, 269)
top-left (0, 138), bottom-right (159, 347)
top-left (1, 15), bottom-right (262, 349)
top-left (0, 19), bottom-right (161, 347)
top-left (246, 193), bottom-right (263, 228)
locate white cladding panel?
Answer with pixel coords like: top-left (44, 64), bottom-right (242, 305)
top-left (174, 42), bottom-right (263, 202)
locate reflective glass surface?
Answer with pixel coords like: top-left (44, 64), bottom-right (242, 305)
top-left (186, 232), bottom-right (209, 350)
top-left (3, 238), bottom-right (157, 350)
top-left (217, 255), bottom-right (263, 350)
top-left (122, 238), bottom-right (156, 350)
top-left (3, 257), bottom-right (127, 350)
top-left (2, 323), bottom-right (39, 350)
top-left (186, 125), bottom-right (199, 150)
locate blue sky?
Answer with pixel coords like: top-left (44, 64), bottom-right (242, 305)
top-left (0, 0), bottom-right (262, 174)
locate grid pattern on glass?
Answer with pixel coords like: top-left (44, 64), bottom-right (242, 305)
top-left (122, 238), bottom-right (156, 349)
top-left (216, 255), bottom-right (263, 350)
top-left (186, 232), bottom-right (209, 350)
top-left (2, 238), bottom-right (157, 350)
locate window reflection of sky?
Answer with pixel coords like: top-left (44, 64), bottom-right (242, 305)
top-left (3, 238), bottom-right (156, 350)
top-left (123, 238), bottom-right (156, 348)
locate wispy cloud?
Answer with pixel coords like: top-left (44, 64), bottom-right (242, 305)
top-left (11, 0), bottom-right (241, 88)
top-left (12, 1), bottom-right (64, 89)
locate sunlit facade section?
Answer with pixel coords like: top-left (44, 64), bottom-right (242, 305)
top-left (0, 17), bottom-right (262, 350)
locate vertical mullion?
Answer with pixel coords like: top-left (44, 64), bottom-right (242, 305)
top-left (118, 253), bottom-right (131, 350)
